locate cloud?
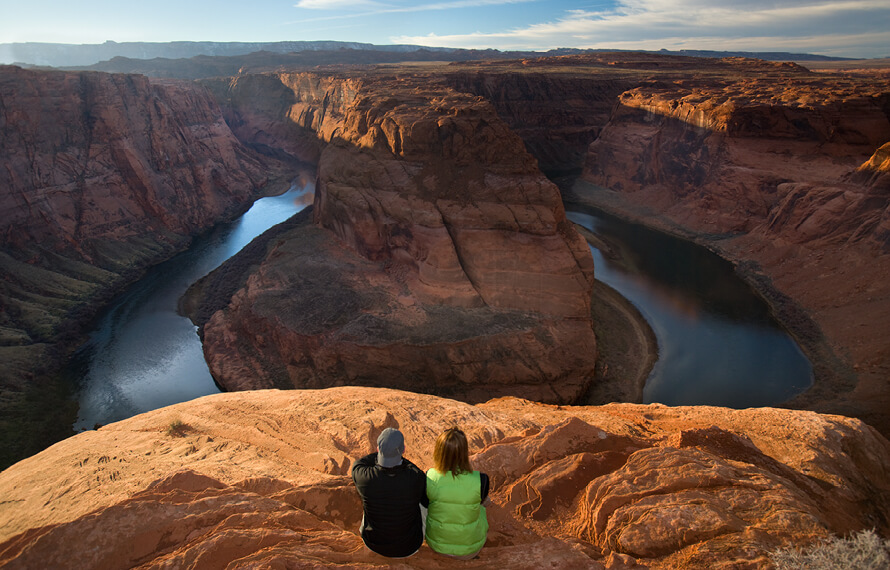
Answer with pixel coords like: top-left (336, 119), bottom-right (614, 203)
top-left (392, 0), bottom-right (890, 57)
top-left (401, 0), bottom-right (535, 10)
top-left (294, 0), bottom-right (381, 9)
top-left (295, 0), bottom-right (531, 11)
top-left (293, 0), bottom-right (537, 25)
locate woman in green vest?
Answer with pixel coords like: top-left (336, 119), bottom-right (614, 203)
top-left (425, 427), bottom-right (490, 559)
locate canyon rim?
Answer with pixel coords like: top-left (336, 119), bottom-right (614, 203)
top-left (0, 49), bottom-right (889, 568)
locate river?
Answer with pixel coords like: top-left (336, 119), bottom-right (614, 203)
top-left (70, 179), bottom-right (315, 430)
top-left (68, 178), bottom-right (811, 430)
top-left (566, 207), bottom-right (813, 408)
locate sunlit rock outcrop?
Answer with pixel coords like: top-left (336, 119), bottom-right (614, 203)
top-left (1, 388), bottom-right (887, 569)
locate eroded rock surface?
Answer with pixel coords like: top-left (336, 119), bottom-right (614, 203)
top-left (571, 56), bottom-right (890, 435)
top-left (1, 388), bottom-right (888, 569)
top-left (0, 65), bottom-right (285, 466)
top-left (584, 60), bottom-right (890, 244)
top-left (0, 66), bottom-right (272, 345)
top-left (190, 55), bottom-right (890, 429)
top-left (190, 72), bottom-right (597, 403)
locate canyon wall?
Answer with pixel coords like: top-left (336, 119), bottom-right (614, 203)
top-left (0, 65), bottom-right (281, 466)
top-left (193, 56), bottom-right (890, 430)
top-left (189, 71), bottom-right (598, 403)
top-left (1, 387), bottom-right (888, 569)
top-left (0, 66), bottom-right (276, 347)
top-left (443, 64), bottom-right (636, 175)
top-left (584, 63), bottom-right (890, 243)
top-left (574, 57), bottom-right (890, 434)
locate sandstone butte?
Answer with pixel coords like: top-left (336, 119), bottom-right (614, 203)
top-left (186, 71), bottom-right (598, 404)
top-left (0, 387), bottom-right (889, 569)
top-left (186, 54), bottom-right (890, 436)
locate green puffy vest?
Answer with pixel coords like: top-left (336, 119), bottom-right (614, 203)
top-left (425, 468), bottom-right (488, 556)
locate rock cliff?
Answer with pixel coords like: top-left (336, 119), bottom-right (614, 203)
top-left (0, 67), bottom-right (272, 341)
top-left (1, 387), bottom-right (888, 569)
top-left (0, 65), bottom-right (283, 465)
top-left (188, 71), bottom-right (598, 403)
top-left (443, 64), bottom-right (637, 175)
top-left (571, 56), bottom-right (890, 436)
top-left (189, 55), bottom-right (890, 432)
top-left (583, 60), bottom-right (890, 244)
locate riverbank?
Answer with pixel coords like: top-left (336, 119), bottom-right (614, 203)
top-left (0, 172), bottom-right (303, 471)
top-left (585, 278), bottom-right (658, 405)
top-left (572, 223), bottom-right (658, 405)
top-left (561, 179), bottom-right (886, 433)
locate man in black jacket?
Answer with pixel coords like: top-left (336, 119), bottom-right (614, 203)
top-left (352, 427), bottom-right (429, 557)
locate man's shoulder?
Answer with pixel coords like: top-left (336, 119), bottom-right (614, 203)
top-left (351, 453), bottom-right (379, 478)
top-left (400, 458), bottom-right (426, 478)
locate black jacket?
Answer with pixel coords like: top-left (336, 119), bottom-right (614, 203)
top-left (352, 452), bottom-right (429, 557)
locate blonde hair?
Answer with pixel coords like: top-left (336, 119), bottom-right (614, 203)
top-left (433, 427), bottom-right (472, 476)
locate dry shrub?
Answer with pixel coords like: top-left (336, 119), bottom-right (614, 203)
top-left (771, 529), bottom-right (890, 570)
top-left (165, 418), bottom-right (191, 438)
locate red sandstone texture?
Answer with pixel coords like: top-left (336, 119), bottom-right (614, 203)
top-left (192, 72), bottom-right (597, 403)
top-left (0, 387), bottom-right (888, 569)
top-left (585, 64), bottom-right (890, 243)
top-left (0, 65), bottom-right (273, 351)
top-left (0, 64), bottom-right (288, 465)
top-left (577, 57), bottom-right (890, 434)
top-left (193, 56), bottom-right (890, 428)
top-left (443, 69), bottom-right (636, 175)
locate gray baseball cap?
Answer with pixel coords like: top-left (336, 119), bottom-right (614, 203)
top-left (376, 428), bottom-right (405, 468)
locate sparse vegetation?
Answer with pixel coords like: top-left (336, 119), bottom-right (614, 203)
top-left (770, 530), bottom-right (890, 570)
top-left (165, 418), bottom-right (191, 438)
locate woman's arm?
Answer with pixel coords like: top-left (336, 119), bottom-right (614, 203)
top-left (480, 472), bottom-right (490, 503)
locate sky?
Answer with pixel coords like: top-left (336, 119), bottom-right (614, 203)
top-left (0, 0), bottom-right (888, 59)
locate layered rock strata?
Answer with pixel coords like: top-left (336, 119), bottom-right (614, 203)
top-left (1, 387), bottom-right (888, 569)
top-left (584, 61), bottom-right (890, 243)
top-left (190, 72), bottom-right (597, 403)
top-left (443, 65), bottom-right (637, 175)
top-left (0, 65), bottom-right (277, 465)
top-left (577, 57), bottom-right (890, 434)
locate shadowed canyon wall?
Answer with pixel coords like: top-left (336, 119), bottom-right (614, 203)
top-left (188, 72), bottom-right (599, 403)
top-left (443, 65), bottom-right (636, 176)
top-left (584, 64), bottom-right (890, 244)
top-left (0, 65), bottom-right (281, 465)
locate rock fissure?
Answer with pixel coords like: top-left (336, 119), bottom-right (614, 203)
top-left (436, 201), bottom-right (486, 302)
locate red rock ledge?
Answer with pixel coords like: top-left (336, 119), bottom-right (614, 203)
top-left (0, 388), bottom-right (887, 568)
